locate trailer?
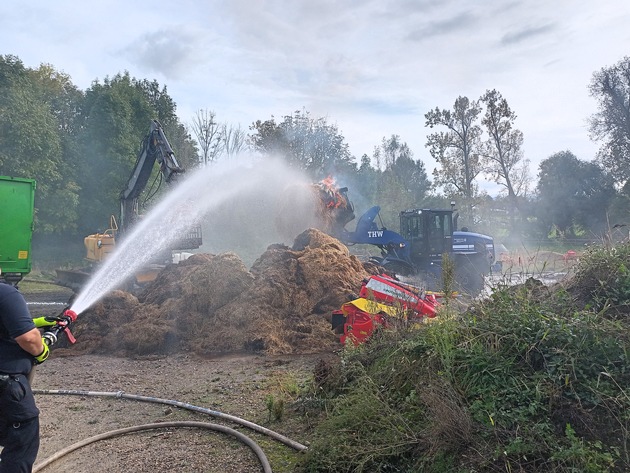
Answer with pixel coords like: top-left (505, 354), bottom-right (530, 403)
top-left (0, 175), bottom-right (36, 285)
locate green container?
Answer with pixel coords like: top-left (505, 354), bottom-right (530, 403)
top-left (0, 176), bottom-right (36, 282)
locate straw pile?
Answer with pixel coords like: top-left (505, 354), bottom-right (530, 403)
top-left (66, 229), bottom-right (378, 357)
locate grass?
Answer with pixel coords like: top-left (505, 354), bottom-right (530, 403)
top-left (18, 278), bottom-right (72, 295)
top-left (294, 242), bottom-right (630, 473)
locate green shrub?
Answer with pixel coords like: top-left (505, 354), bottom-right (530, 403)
top-left (299, 243), bottom-right (630, 472)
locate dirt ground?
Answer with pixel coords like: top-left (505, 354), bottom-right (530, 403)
top-left (20, 230), bottom-right (360, 473)
top-left (24, 283), bottom-right (336, 472)
top-left (31, 351), bottom-right (332, 473)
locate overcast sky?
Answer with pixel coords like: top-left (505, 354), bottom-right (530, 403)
top-left (2, 0), bottom-right (630, 192)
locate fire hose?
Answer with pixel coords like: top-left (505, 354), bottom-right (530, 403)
top-left (33, 388), bottom-right (308, 451)
top-left (31, 308), bottom-right (308, 471)
top-left (28, 308), bottom-right (78, 384)
top-left (33, 421), bottom-right (272, 473)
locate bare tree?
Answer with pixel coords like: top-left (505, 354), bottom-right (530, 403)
top-left (222, 123), bottom-right (247, 158)
top-left (588, 56), bottom-right (630, 186)
top-left (190, 109), bottom-right (223, 165)
top-left (425, 96), bottom-right (484, 219)
top-left (479, 89), bottom-right (531, 220)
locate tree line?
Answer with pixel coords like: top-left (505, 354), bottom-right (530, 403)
top-left (1, 53), bottom-right (629, 252)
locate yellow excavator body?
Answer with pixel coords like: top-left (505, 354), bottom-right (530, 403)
top-left (84, 216), bottom-right (118, 262)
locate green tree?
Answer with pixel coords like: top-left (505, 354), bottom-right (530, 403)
top-left (425, 96), bottom-right (484, 219)
top-left (76, 72), bottom-right (191, 233)
top-left (0, 56), bottom-right (81, 234)
top-left (479, 89), bottom-right (530, 212)
top-left (347, 154), bottom-right (379, 211)
top-left (357, 154), bottom-right (377, 187)
top-left (249, 109), bottom-right (354, 179)
top-left (371, 135), bottom-right (431, 226)
top-left (588, 56), bottom-right (630, 186)
top-left (161, 120), bottom-right (199, 172)
top-left (536, 151), bottom-right (615, 238)
top-left (390, 154), bottom-right (431, 204)
top-left (29, 65), bottom-right (84, 234)
top-left (135, 78), bottom-right (198, 172)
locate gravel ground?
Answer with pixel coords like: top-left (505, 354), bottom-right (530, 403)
top-left (19, 282), bottom-right (336, 473)
top-left (32, 353), bottom-right (329, 473)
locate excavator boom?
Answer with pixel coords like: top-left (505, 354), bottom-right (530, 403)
top-left (119, 120), bottom-right (184, 231)
top-left (56, 120), bottom-right (201, 292)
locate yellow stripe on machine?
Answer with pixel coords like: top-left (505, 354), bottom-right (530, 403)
top-left (343, 298), bottom-right (402, 318)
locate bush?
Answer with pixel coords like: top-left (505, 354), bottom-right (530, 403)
top-left (299, 243), bottom-right (630, 472)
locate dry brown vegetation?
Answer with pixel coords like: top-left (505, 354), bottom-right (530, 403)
top-left (62, 229), bottom-right (379, 358)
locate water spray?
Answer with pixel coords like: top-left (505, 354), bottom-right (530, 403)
top-left (68, 156), bottom-right (313, 316)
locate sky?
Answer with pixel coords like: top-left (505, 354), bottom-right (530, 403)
top-left (2, 0), bottom-right (630, 193)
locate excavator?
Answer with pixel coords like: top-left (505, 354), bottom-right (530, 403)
top-left (319, 180), bottom-right (494, 295)
top-left (56, 120), bottom-right (202, 290)
top-left (319, 183), bottom-right (495, 344)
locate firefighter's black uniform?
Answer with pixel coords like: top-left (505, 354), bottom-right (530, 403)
top-left (0, 282), bottom-right (40, 473)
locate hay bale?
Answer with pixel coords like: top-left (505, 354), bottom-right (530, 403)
top-left (67, 290), bottom-right (140, 355)
top-left (121, 304), bottom-right (178, 355)
top-left (139, 252), bottom-right (255, 313)
top-left (251, 229), bottom-right (369, 315)
top-left (71, 229), bottom-right (372, 357)
top-left (197, 229), bottom-right (369, 355)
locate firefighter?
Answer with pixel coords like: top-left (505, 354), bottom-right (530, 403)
top-left (0, 268), bottom-right (49, 473)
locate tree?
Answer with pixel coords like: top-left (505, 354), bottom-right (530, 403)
top-left (0, 56), bottom-right (81, 234)
top-left (137, 79), bottom-right (178, 127)
top-left (136, 79), bottom-right (198, 171)
top-left (588, 56), bottom-right (630, 186)
top-left (536, 151), bottom-right (615, 238)
top-left (190, 109), bottom-right (223, 165)
top-left (369, 136), bottom-right (431, 226)
top-left (425, 96), bottom-right (484, 219)
top-left (222, 123), bottom-right (247, 158)
top-left (373, 134), bottom-right (408, 169)
top-left (76, 73), bottom-right (190, 233)
top-left (249, 109), bottom-right (354, 179)
top-left (162, 121), bottom-right (199, 172)
top-left (189, 110), bottom-right (247, 164)
top-left (28, 64), bottom-right (84, 234)
top-left (479, 89), bottom-right (531, 231)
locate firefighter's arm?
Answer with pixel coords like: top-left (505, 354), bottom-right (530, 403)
top-left (15, 327), bottom-right (47, 360)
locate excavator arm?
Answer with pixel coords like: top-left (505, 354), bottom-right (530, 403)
top-left (55, 120), bottom-right (201, 291)
top-left (119, 120), bottom-right (184, 231)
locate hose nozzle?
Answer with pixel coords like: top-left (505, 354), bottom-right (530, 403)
top-left (63, 309), bottom-right (78, 322)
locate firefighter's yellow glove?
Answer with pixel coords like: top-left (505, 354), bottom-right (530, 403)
top-left (33, 316), bottom-right (59, 328)
top-left (34, 340), bottom-right (50, 364)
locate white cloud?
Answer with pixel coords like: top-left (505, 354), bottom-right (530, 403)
top-left (1, 0), bottom-right (629, 192)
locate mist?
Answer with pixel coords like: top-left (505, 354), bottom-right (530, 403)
top-left (195, 157), bottom-right (333, 266)
top-left (70, 155), bottom-right (326, 314)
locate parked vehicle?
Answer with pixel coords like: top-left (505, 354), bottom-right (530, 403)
top-left (55, 120), bottom-right (202, 291)
top-left (0, 175), bottom-right (36, 286)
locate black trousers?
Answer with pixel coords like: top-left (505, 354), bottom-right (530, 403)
top-left (0, 374), bottom-right (40, 473)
